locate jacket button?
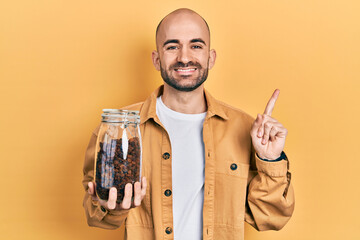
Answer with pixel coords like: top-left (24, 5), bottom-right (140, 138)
top-left (230, 163), bottom-right (237, 170)
top-left (164, 189), bottom-right (172, 197)
top-left (100, 206), bottom-right (106, 212)
top-left (165, 227), bottom-right (172, 234)
top-left (162, 152), bottom-right (170, 160)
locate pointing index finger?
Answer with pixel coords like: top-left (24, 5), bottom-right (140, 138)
top-left (263, 89), bottom-right (280, 116)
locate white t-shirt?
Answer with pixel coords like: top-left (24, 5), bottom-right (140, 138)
top-left (156, 96), bottom-right (206, 240)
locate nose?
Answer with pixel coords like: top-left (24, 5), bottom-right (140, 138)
top-left (177, 46), bottom-right (192, 64)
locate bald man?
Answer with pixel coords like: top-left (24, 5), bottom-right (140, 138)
top-left (83, 8), bottom-right (294, 240)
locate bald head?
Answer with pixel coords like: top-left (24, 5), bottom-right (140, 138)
top-left (155, 8), bottom-right (211, 49)
top-left (151, 8), bottom-right (216, 92)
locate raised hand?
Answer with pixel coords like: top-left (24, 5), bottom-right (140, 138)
top-left (250, 89), bottom-right (288, 160)
top-left (87, 177), bottom-right (147, 211)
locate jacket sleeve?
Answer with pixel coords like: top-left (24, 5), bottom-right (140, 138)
top-left (245, 149), bottom-right (295, 231)
top-left (82, 127), bottom-right (130, 229)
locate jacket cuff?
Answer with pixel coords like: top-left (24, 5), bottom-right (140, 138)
top-left (255, 154), bottom-right (288, 177)
top-left (88, 198), bottom-right (107, 221)
top-left (91, 199), bottom-right (130, 218)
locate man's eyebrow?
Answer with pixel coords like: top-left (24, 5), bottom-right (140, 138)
top-left (191, 38), bottom-right (206, 45)
top-left (163, 39), bottom-right (179, 47)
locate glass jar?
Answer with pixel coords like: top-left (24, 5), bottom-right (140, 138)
top-left (94, 109), bottom-right (141, 203)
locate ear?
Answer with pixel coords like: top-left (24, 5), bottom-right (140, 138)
top-left (208, 49), bottom-right (216, 70)
top-left (152, 50), bottom-right (160, 71)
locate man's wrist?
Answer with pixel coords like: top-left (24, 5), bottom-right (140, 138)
top-left (256, 151), bottom-right (287, 162)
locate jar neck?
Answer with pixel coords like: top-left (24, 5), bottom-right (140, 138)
top-left (101, 109), bottom-right (140, 124)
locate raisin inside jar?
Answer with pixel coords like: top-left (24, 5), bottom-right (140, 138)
top-left (95, 136), bottom-right (141, 203)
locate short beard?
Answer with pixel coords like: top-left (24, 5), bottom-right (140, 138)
top-left (160, 61), bottom-right (209, 92)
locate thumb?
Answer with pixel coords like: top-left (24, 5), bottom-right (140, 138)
top-left (251, 114), bottom-right (263, 136)
top-left (252, 114), bottom-right (263, 128)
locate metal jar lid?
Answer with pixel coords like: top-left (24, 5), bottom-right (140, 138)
top-left (101, 109), bottom-right (140, 123)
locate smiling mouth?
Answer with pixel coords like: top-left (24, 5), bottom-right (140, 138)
top-left (174, 68), bottom-right (197, 72)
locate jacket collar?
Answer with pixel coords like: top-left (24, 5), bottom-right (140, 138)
top-left (140, 85), bottom-right (228, 125)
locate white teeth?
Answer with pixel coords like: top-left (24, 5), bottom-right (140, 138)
top-left (176, 68), bottom-right (196, 72)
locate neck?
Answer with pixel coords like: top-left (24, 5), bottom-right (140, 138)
top-left (161, 83), bottom-right (207, 114)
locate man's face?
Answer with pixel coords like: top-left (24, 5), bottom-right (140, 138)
top-left (152, 12), bottom-right (216, 92)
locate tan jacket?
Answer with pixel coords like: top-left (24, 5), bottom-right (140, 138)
top-left (82, 85), bottom-right (295, 240)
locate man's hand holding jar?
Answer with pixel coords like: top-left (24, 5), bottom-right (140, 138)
top-left (87, 177), bottom-right (147, 210)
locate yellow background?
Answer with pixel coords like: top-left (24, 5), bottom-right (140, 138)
top-left (1, 0), bottom-right (359, 239)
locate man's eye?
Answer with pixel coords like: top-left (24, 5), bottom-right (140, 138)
top-left (166, 46), bottom-right (177, 50)
top-left (192, 45), bottom-right (202, 49)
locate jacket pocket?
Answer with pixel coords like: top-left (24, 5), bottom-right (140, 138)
top-left (214, 160), bottom-right (249, 228)
top-left (216, 159), bottom-right (250, 179)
